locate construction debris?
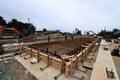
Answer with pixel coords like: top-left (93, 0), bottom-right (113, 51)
top-left (0, 72), bottom-right (2, 75)
top-left (31, 58), bottom-right (38, 64)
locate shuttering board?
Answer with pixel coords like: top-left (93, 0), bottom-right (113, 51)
top-left (64, 38), bottom-right (100, 77)
top-left (24, 47), bottom-right (62, 69)
top-left (32, 53), bottom-right (37, 58)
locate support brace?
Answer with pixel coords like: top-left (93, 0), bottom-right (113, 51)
top-left (24, 48), bottom-right (32, 60)
top-left (54, 58), bottom-right (64, 80)
top-left (40, 54), bottom-right (50, 71)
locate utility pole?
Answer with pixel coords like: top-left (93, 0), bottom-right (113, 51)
top-left (28, 18), bottom-right (30, 29)
top-left (28, 18), bottom-right (31, 35)
top-left (104, 26), bottom-right (106, 32)
top-left (28, 18), bottom-right (30, 23)
top-left (57, 30), bottom-right (60, 41)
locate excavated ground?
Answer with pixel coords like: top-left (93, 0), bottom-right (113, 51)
top-left (30, 37), bottom-right (95, 58)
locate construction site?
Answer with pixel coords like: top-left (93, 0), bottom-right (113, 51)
top-left (0, 25), bottom-right (120, 80)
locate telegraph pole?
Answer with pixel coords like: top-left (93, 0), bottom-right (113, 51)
top-left (28, 18), bottom-right (30, 36)
top-left (104, 26), bottom-right (106, 32)
top-left (28, 18), bottom-right (30, 23)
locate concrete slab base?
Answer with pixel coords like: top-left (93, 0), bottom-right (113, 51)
top-left (15, 55), bottom-right (82, 80)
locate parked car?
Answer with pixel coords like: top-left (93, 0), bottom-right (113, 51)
top-left (111, 48), bottom-right (120, 56)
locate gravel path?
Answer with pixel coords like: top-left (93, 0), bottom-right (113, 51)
top-left (0, 59), bottom-right (38, 80)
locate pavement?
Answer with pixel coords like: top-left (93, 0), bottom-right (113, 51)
top-left (91, 39), bottom-right (119, 80)
top-left (15, 55), bottom-right (80, 80)
top-left (15, 52), bottom-right (95, 80)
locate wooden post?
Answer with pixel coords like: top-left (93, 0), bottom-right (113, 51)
top-left (61, 58), bottom-right (65, 73)
top-left (54, 58), bottom-right (65, 80)
top-left (21, 45), bottom-right (23, 52)
top-left (46, 48), bottom-right (49, 53)
top-left (65, 34), bottom-right (67, 40)
top-left (30, 48), bottom-right (32, 57)
top-left (48, 36), bottom-right (50, 42)
top-left (47, 54), bottom-right (50, 66)
top-left (82, 52), bottom-right (84, 63)
top-left (40, 53), bottom-right (50, 71)
top-left (37, 50), bottom-right (39, 62)
top-left (70, 60), bottom-right (73, 76)
top-left (26, 47), bottom-right (28, 55)
top-left (76, 56), bottom-right (78, 69)
top-left (65, 63), bottom-right (69, 77)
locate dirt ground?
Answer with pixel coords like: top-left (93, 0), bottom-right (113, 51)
top-left (30, 37), bottom-right (94, 58)
top-left (107, 41), bottom-right (120, 79)
top-left (0, 59), bottom-right (38, 80)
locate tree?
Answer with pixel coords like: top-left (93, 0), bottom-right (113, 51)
top-left (43, 28), bottom-right (47, 32)
top-left (98, 28), bottom-right (120, 38)
top-left (0, 17), bottom-right (36, 34)
top-left (25, 23), bottom-right (36, 33)
top-left (0, 16), bottom-right (6, 26)
top-left (97, 30), bottom-right (105, 36)
top-left (112, 28), bottom-right (120, 38)
top-left (8, 19), bottom-right (25, 30)
top-left (8, 19), bottom-right (36, 33)
top-left (112, 28), bottom-right (120, 34)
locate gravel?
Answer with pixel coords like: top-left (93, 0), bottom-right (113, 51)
top-left (0, 59), bottom-right (38, 80)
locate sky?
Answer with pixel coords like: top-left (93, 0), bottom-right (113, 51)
top-left (0, 0), bottom-right (120, 33)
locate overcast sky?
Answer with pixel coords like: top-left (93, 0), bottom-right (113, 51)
top-left (0, 0), bottom-right (120, 33)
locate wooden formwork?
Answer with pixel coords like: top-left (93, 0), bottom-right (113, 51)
top-left (21, 38), bottom-right (100, 77)
top-left (22, 46), bottom-right (62, 69)
top-left (64, 38), bottom-right (100, 77)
